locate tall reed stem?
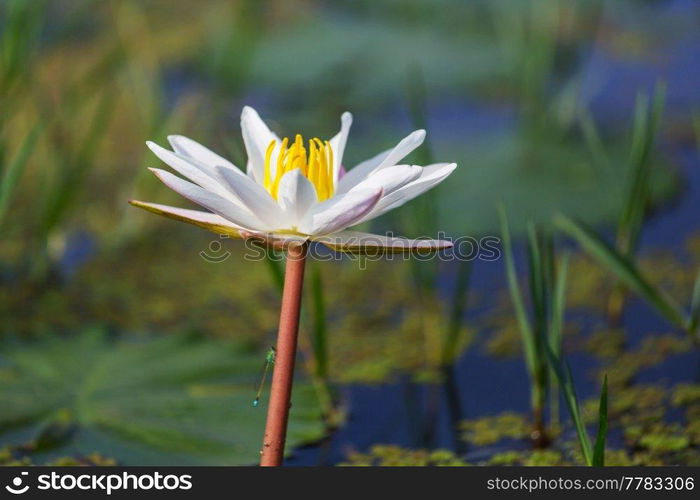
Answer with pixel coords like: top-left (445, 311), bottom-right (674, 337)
top-left (260, 242), bottom-right (308, 466)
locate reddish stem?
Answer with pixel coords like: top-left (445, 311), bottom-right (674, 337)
top-left (260, 242), bottom-right (308, 466)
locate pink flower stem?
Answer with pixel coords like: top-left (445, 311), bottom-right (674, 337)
top-left (259, 242), bottom-right (308, 466)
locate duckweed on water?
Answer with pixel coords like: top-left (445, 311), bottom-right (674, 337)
top-left (489, 450), bottom-right (564, 466)
top-left (628, 423), bottom-right (690, 454)
top-left (341, 445), bottom-right (468, 467)
top-left (460, 413), bottom-right (533, 446)
top-left (2, 228), bottom-right (473, 385)
top-left (671, 384), bottom-right (700, 407)
top-left (583, 328), bottom-right (626, 358)
top-left (583, 384), bottom-right (665, 423)
top-left (591, 335), bottom-right (692, 388)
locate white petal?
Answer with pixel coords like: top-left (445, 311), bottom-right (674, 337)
top-left (299, 188), bottom-right (383, 236)
top-left (375, 130), bottom-right (426, 169)
top-left (348, 164), bottom-right (422, 196)
top-left (276, 169), bottom-right (318, 223)
top-left (359, 162), bottom-right (457, 223)
top-left (129, 200), bottom-right (245, 237)
top-left (329, 111), bottom-right (352, 183)
top-left (313, 230), bottom-right (453, 254)
top-left (348, 148), bottom-right (391, 175)
top-left (215, 166), bottom-right (287, 229)
top-left (149, 168), bottom-right (267, 230)
top-left (240, 106), bottom-right (279, 185)
top-left (147, 141), bottom-right (238, 201)
top-left (337, 129), bottom-right (426, 193)
top-left (167, 135), bottom-right (241, 174)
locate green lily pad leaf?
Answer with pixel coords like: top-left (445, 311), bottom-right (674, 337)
top-left (0, 330), bottom-right (325, 465)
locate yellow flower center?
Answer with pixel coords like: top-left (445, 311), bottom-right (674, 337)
top-left (263, 135), bottom-right (335, 201)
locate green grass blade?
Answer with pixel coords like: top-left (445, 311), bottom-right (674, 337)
top-left (592, 375), bottom-right (608, 467)
top-left (688, 265), bottom-right (700, 335)
top-left (548, 252), bottom-right (569, 428)
top-left (693, 110), bottom-right (700, 146)
top-left (0, 0), bottom-right (44, 94)
top-left (0, 123), bottom-right (41, 226)
top-left (546, 345), bottom-right (593, 465)
top-left (549, 253), bottom-right (569, 356)
top-left (525, 224), bottom-right (550, 414)
top-left (498, 204), bottom-right (536, 374)
top-left (41, 90), bottom-right (116, 235)
top-left (579, 109), bottom-right (611, 173)
top-left (526, 223), bottom-right (545, 332)
top-left (618, 83), bottom-right (666, 255)
top-left (555, 214), bottom-right (687, 330)
top-left (309, 263), bottom-right (328, 379)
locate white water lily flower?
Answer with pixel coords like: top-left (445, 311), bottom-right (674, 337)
top-left (130, 107), bottom-right (456, 253)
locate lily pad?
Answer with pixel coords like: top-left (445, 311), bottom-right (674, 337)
top-left (0, 329), bottom-right (325, 465)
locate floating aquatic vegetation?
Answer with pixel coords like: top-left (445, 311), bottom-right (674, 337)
top-left (671, 384), bottom-right (700, 408)
top-left (627, 423), bottom-right (690, 455)
top-left (489, 449), bottom-right (565, 466)
top-left (482, 317), bottom-right (523, 358)
top-left (583, 328), bottom-right (627, 359)
top-left (341, 445), bottom-right (468, 467)
top-left (584, 384), bottom-right (665, 423)
top-left (0, 231), bottom-right (280, 340)
top-left (567, 381), bottom-right (700, 466)
top-left (686, 410), bottom-right (700, 446)
top-left (590, 335), bottom-right (692, 388)
top-left (1, 227), bottom-right (474, 386)
top-left (460, 412), bottom-right (533, 447)
top-left (327, 273), bottom-right (474, 383)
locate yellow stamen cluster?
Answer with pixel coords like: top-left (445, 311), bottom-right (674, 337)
top-left (263, 135), bottom-right (334, 201)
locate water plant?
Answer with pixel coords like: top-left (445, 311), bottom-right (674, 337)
top-left (499, 206), bottom-right (564, 446)
top-left (548, 353), bottom-right (609, 466)
top-left (0, 124), bottom-right (41, 228)
top-left (579, 85), bottom-right (667, 322)
top-left (555, 214), bottom-right (700, 344)
top-left (130, 106), bottom-right (456, 465)
top-left (499, 208), bottom-right (609, 463)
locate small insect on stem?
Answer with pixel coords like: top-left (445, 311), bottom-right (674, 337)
top-left (253, 347), bottom-right (276, 408)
